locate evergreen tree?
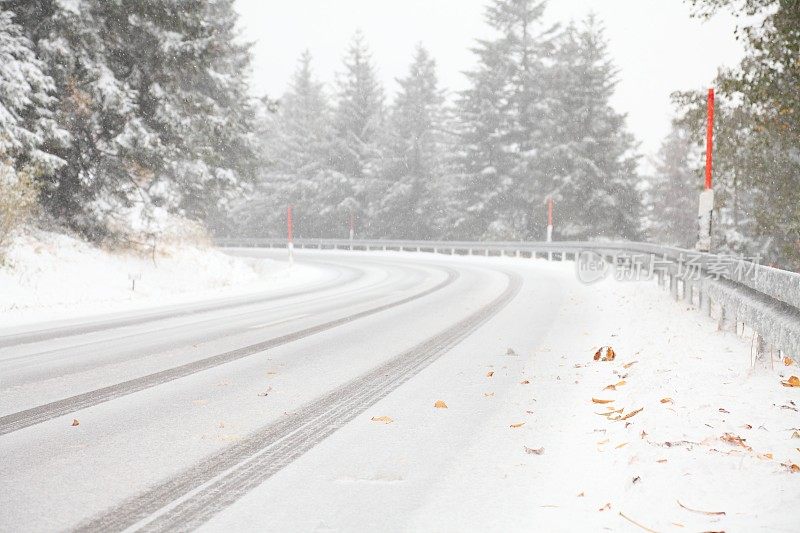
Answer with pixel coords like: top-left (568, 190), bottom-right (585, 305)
top-left (97, 0), bottom-right (258, 227)
top-left (0, 9), bottom-right (64, 181)
top-left (5, 0), bottom-right (146, 240)
top-left (331, 30), bottom-right (386, 235)
top-left (646, 124), bottom-right (700, 247)
top-left (245, 51), bottom-right (346, 238)
top-left (453, 0), bottom-right (556, 240)
top-left (377, 45), bottom-right (447, 239)
top-left (543, 17), bottom-right (642, 241)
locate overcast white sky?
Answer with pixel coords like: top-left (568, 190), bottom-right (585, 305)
top-left (234, 0), bottom-right (747, 160)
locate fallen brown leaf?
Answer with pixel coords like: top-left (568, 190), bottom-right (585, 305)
top-left (371, 416), bottom-right (393, 424)
top-left (577, 491), bottom-right (585, 497)
top-left (615, 442), bottom-right (628, 449)
top-left (71, 419), bottom-right (79, 427)
top-left (660, 397), bottom-right (673, 404)
top-left (620, 407), bottom-right (644, 420)
top-left (594, 346), bottom-right (616, 361)
top-left (623, 360), bottom-right (638, 369)
top-left (592, 398), bottom-right (615, 404)
top-left (598, 502), bottom-right (611, 512)
top-left (484, 392), bottom-right (495, 397)
top-left (597, 438), bottom-right (609, 445)
top-left (524, 446), bottom-right (545, 455)
top-left (781, 375), bottom-right (800, 387)
top-left (720, 432), bottom-right (752, 451)
top-left (520, 380), bottom-right (530, 385)
top-left (605, 380), bottom-right (627, 390)
top-left (510, 422), bottom-right (526, 428)
top-left (785, 357), bottom-right (795, 366)
top-left (486, 371), bottom-right (495, 378)
top-left (757, 452), bottom-right (773, 460)
top-left (434, 400), bottom-right (448, 409)
top-left (677, 499), bottom-right (726, 516)
top-left (791, 464), bottom-right (800, 473)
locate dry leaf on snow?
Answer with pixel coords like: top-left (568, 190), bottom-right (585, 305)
top-left (520, 379), bottom-right (530, 385)
top-left (592, 398), bottom-right (615, 404)
top-left (524, 446), bottom-right (545, 455)
top-left (434, 400), bottom-right (448, 409)
top-left (660, 397), bottom-right (673, 404)
top-left (615, 442), bottom-right (628, 449)
top-left (781, 376), bottom-right (800, 387)
top-left (371, 416), bottom-right (393, 424)
top-left (510, 422), bottom-right (526, 428)
top-left (484, 392), bottom-right (495, 397)
top-left (620, 407), bottom-right (644, 420)
top-left (71, 419), bottom-right (80, 427)
top-left (593, 346), bottom-right (616, 361)
top-left (623, 360), bottom-right (639, 369)
top-left (785, 357), bottom-right (795, 366)
top-left (720, 432), bottom-right (752, 451)
top-left (486, 371), bottom-right (495, 378)
top-left (604, 380), bottom-right (626, 390)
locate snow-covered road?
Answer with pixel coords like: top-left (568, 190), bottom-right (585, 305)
top-left (1, 250), bottom-right (797, 532)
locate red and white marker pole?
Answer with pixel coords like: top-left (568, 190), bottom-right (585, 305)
top-left (696, 88), bottom-right (715, 252)
top-left (287, 204), bottom-right (294, 266)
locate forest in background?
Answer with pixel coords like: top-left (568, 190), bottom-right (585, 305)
top-left (1, 0), bottom-right (798, 269)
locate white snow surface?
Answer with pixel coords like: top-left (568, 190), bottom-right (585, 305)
top-left (0, 229), bottom-right (320, 327)
top-left (200, 254), bottom-right (800, 532)
top-left (0, 250), bottom-right (797, 531)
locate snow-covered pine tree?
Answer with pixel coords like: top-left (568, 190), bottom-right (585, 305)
top-left (331, 30), bottom-right (386, 236)
top-left (6, 0), bottom-right (145, 241)
top-left (645, 124), bottom-right (700, 247)
top-left (377, 44), bottom-right (448, 239)
top-left (0, 10), bottom-right (64, 181)
top-left (543, 17), bottom-right (642, 241)
top-left (453, 0), bottom-right (556, 240)
top-left (245, 50), bottom-right (347, 238)
top-left (0, 9), bottom-right (64, 247)
top-left (97, 0), bottom-right (258, 230)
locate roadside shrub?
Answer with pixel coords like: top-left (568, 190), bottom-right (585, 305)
top-left (0, 161), bottom-right (39, 258)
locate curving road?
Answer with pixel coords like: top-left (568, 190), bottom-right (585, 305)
top-left (0, 249), bottom-right (570, 532)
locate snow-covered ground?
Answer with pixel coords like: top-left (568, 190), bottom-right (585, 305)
top-left (1, 250), bottom-right (797, 531)
top-left (199, 254), bottom-right (800, 532)
top-left (0, 229), bottom-right (321, 327)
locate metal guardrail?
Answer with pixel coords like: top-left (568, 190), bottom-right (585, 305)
top-left (216, 237), bottom-right (800, 359)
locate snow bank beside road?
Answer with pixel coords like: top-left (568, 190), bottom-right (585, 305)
top-left (0, 230), bottom-right (313, 327)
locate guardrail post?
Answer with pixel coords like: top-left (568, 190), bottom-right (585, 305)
top-left (683, 279), bottom-right (693, 304)
top-left (699, 281), bottom-right (710, 314)
top-left (669, 274), bottom-right (678, 300)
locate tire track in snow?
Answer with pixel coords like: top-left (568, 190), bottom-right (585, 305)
top-left (0, 267), bottom-right (458, 436)
top-left (76, 270), bottom-right (521, 533)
